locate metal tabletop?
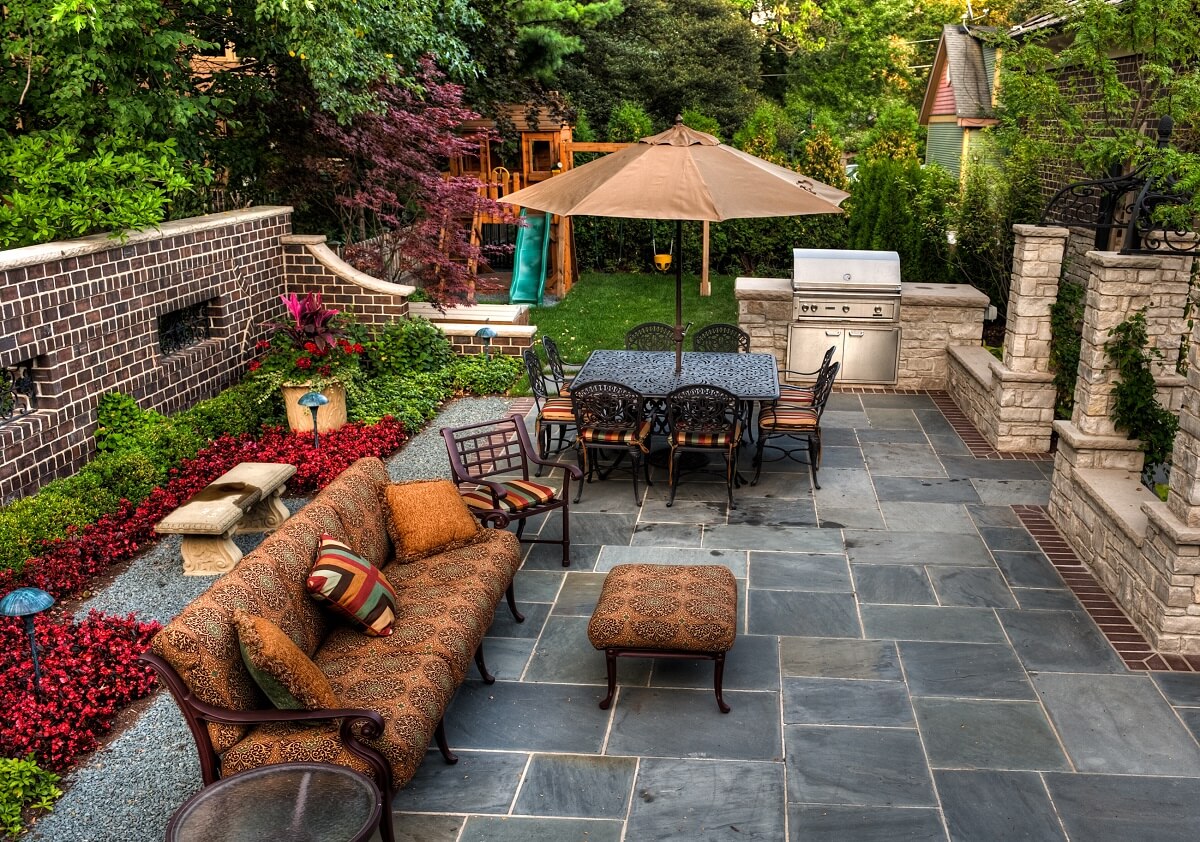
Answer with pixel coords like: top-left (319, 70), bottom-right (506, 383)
top-left (571, 350), bottom-right (780, 401)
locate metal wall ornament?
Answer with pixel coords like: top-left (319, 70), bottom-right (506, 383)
top-left (158, 300), bottom-right (212, 355)
top-left (0, 361), bottom-right (37, 422)
top-left (1040, 116), bottom-right (1197, 256)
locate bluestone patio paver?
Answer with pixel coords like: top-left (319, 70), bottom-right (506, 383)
top-left (388, 394), bottom-right (1200, 840)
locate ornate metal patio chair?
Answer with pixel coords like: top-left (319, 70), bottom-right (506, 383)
top-left (665, 384), bottom-right (742, 510)
top-left (442, 413), bottom-right (581, 568)
top-left (752, 361), bottom-right (839, 490)
top-left (625, 322), bottom-right (676, 351)
top-left (570, 380), bottom-right (653, 505)
top-left (777, 344), bottom-right (837, 408)
top-left (542, 334), bottom-right (578, 397)
top-left (692, 323), bottom-right (750, 353)
top-left (523, 348), bottom-right (575, 469)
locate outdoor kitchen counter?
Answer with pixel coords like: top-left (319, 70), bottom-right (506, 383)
top-left (736, 276), bottom-right (991, 390)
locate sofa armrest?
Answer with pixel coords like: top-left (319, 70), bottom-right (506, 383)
top-left (141, 651), bottom-right (394, 794)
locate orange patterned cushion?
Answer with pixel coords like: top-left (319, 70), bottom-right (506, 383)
top-left (384, 479), bottom-right (481, 562)
top-left (759, 405), bottom-right (819, 431)
top-left (588, 564), bottom-right (737, 653)
top-left (670, 428), bottom-right (738, 449)
top-left (307, 535), bottom-right (398, 637)
top-left (540, 398), bottom-right (576, 423)
top-left (579, 419), bottom-right (652, 447)
top-left (316, 457), bottom-right (393, 568)
top-left (234, 610), bottom-right (340, 710)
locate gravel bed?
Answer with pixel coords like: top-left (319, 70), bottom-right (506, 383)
top-left (31, 397), bottom-right (513, 841)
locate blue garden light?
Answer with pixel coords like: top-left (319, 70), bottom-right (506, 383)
top-left (475, 326), bottom-right (498, 361)
top-left (297, 390), bottom-right (329, 449)
top-left (0, 587), bottom-right (55, 702)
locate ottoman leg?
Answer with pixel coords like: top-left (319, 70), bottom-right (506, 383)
top-left (599, 649), bottom-right (618, 710)
top-left (714, 652), bottom-right (731, 714)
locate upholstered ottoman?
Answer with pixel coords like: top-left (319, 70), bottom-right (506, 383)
top-left (587, 564), bottom-right (738, 713)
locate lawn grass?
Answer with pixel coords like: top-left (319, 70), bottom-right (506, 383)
top-left (529, 271), bottom-right (739, 362)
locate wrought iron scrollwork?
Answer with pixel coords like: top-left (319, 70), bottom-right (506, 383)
top-left (158, 300), bottom-right (212, 355)
top-left (1040, 116), bottom-right (1196, 256)
top-left (1, 361), bottom-right (37, 422)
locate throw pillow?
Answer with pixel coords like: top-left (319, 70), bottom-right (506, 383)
top-left (233, 610), bottom-right (341, 710)
top-left (384, 479), bottom-right (480, 562)
top-left (307, 535), bottom-right (398, 636)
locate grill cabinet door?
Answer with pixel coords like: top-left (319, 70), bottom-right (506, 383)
top-left (841, 327), bottom-right (900, 384)
top-left (786, 326), bottom-right (844, 382)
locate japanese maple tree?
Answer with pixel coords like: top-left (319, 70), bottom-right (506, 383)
top-left (315, 58), bottom-right (518, 305)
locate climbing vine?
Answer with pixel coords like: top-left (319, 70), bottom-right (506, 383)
top-left (1049, 278), bottom-right (1085, 419)
top-left (1105, 311), bottom-right (1179, 476)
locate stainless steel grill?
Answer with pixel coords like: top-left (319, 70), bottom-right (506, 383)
top-left (787, 249), bottom-right (901, 385)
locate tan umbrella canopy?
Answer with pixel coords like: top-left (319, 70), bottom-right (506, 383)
top-left (501, 119), bottom-right (850, 372)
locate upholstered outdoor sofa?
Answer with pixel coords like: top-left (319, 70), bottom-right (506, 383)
top-left (141, 457), bottom-right (522, 841)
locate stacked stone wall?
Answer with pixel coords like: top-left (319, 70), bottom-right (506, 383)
top-left (0, 208), bottom-right (292, 501)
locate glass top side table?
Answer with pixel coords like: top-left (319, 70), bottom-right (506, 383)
top-left (166, 763), bottom-right (383, 842)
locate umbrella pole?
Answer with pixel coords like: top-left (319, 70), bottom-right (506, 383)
top-left (675, 219), bottom-right (684, 375)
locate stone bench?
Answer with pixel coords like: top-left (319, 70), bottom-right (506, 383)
top-left (155, 462), bottom-right (297, 576)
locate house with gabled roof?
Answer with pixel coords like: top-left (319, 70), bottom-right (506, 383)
top-left (918, 24), bottom-right (1000, 178)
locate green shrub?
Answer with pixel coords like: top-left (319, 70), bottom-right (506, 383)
top-left (94, 392), bottom-right (204, 467)
top-left (365, 318), bottom-right (455, 376)
top-left (0, 754), bottom-right (61, 838)
top-left (346, 372), bottom-right (453, 430)
top-left (0, 493), bottom-right (103, 572)
top-left (1106, 310), bottom-right (1179, 473)
top-left (607, 101), bottom-right (654, 142)
top-left (448, 354), bottom-right (522, 395)
top-left (1050, 279), bottom-right (1085, 419)
top-left (175, 380), bottom-right (280, 440)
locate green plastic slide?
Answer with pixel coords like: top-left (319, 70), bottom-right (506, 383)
top-left (508, 209), bottom-right (551, 305)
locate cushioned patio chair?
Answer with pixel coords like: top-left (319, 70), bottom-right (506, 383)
top-left (665, 383), bottom-right (742, 510)
top-left (752, 361), bottom-right (839, 489)
top-left (523, 347), bottom-right (576, 469)
top-left (625, 322), bottom-right (676, 351)
top-left (692, 323), bottom-right (750, 354)
top-left (442, 413), bottom-right (581, 568)
top-left (570, 380), bottom-right (653, 505)
top-left (777, 344), bottom-right (837, 408)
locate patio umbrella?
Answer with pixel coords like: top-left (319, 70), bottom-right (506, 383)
top-left (500, 118), bottom-right (851, 373)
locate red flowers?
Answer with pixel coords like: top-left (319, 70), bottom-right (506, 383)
top-left (247, 359), bottom-right (262, 372)
top-left (0, 611), bottom-right (160, 772)
top-left (295, 357), bottom-right (312, 370)
top-left (0, 418), bottom-right (408, 601)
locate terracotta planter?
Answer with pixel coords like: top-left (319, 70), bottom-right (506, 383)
top-left (281, 383), bottom-right (348, 435)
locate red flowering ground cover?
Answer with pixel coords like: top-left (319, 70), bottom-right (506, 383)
top-left (0, 417), bottom-right (407, 773)
top-left (0, 612), bottom-right (160, 773)
top-left (0, 417), bottom-right (407, 600)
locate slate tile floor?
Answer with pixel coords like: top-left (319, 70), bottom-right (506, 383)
top-left (387, 393), bottom-right (1200, 841)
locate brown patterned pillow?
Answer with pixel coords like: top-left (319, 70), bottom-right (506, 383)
top-left (384, 479), bottom-right (481, 562)
top-left (233, 610), bottom-right (341, 710)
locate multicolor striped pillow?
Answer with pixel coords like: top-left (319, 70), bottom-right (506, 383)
top-left (306, 534), bottom-right (398, 636)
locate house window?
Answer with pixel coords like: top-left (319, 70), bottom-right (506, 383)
top-left (159, 300), bottom-right (212, 355)
top-left (0, 360), bottom-right (37, 422)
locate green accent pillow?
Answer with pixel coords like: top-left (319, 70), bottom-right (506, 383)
top-left (233, 610), bottom-right (340, 710)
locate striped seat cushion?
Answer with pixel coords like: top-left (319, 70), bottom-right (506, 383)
top-left (778, 386), bottom-right (816, 407)
top-left (759, 405), bottom-right (819, 431)
top-left (580, 419), bottom-right (652, 447)
top-left (460, 479), bottom-right (558, 513)
top-left (306, 535), bottom-right (398, 637)
top-left (540, 398), bottom-right (576, 423)
top-left (670, 428), bottom-right (738, 448)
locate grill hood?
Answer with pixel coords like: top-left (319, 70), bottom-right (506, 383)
top-left (793, 249), bottom-right (901, 294)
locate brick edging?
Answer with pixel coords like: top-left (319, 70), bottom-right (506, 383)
top-left (1013, 505), bottom-right (1200, 672)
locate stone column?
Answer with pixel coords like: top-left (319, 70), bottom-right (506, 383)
top-left (1003, 225), bottom-right (1069, 374)
top-left (1167, 315), bottom-right (1200, 527)
top-left (735, 277), bottom-right (792, 368)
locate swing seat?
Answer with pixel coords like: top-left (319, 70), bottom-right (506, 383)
top-left (654, 254), bottom-right (673, 272)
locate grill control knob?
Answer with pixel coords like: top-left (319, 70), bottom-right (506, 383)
top-left (842, 305), bottom-right (851, 313)
top-left (874, 305), bottom-right (883, 314)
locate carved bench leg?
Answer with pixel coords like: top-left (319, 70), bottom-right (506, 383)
top-left (180, 531), bottom-right (243, 576)
top-left (236, 487), bottom-right (291, 534)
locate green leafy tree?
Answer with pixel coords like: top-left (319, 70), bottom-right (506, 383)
top-left (607, 101), bottom-right (655, 142)
top-left (681, 107), bottom-right (723, 139)
top-left (554, 0), bottom-right (761, 137)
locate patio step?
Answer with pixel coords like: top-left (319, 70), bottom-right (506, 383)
top-left (409, 302), bottom-right (530, 325)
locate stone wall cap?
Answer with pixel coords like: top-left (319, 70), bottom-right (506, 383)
top-left (0, 207), bottom-right (294, 271)
top-left (947, 344), bottom-right (996, 386)
top-left (1074, 467), bottom-right (1150, 546)
top-left (1144, 500), bottom-right (1200, 546)
top-left (1052, 419), bottom-right (1144, 451)
top-left (437, 323), bottom-right (538, 338)
top-left (1013, 223), bottom-right (1069, 238)
top-left (281, 234), bottom-right (327, 245)
top-left (734, 277), bottom-right (791, 299)
top-left (301, 240), bottom-right (415, 298)
top-left (901, 283), bottom-right (989, 307)
top-left (1086, 250), bottom-right (1175, 269)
